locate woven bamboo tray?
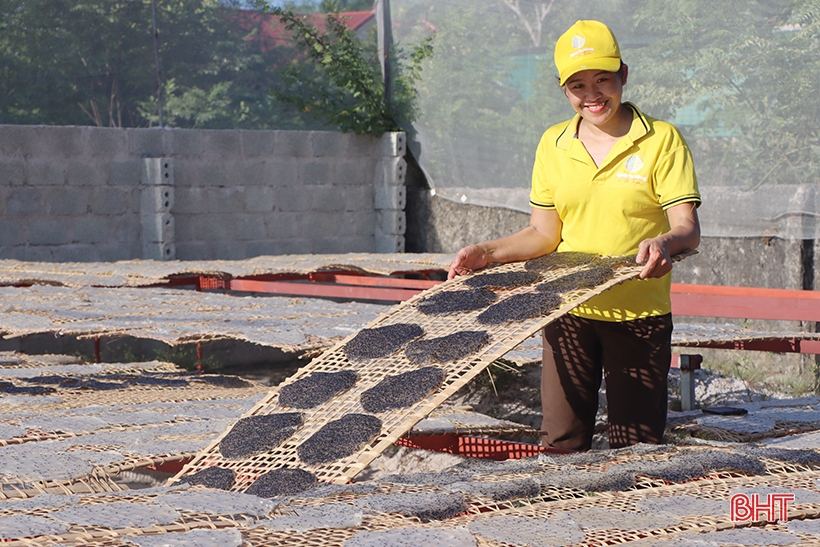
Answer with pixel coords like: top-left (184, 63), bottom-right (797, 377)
top-left (175, 254), bottom-right (693, 488)
top-left (440, 469), bottom-right (820, 546)
top-left (673, 322), bottom-right (820, 347)
top-left (0, 253), bottom-right (453, 288)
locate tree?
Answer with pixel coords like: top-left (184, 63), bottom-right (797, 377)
top-left (0, 0), bottom-right (302, 128)
top-left (320, 0), bottom-right (373, 11)
top-left (501, 0), bottom-right (556, 48)
top-left (631, 0), bottom-right (820, 188)
top-left (269, 5), bottom-right (431, 134)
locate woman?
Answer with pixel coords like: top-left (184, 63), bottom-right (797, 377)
top-left (448, 20), bottom-right (701, 450)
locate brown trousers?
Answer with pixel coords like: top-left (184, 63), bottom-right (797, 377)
top-left (540, 313), bottom-right (672, 451)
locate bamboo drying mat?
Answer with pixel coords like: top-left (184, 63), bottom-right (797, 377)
top-left (0, 377), bottom-right (269, 413)
top-left (0, 452), bottom-right (202, 501)
top-left (0, 472), bottom-right (124, 501)
top-left (673, 322), bottom-right (820, 347)
top-left (0, 353), bottom-right (179, 374)
top-left (278, 443), bottom-right (820, 515)
top-left (1, 359), bottom-right (270, 499)
top-left (674, 420), bottom-right (820, 443)
top-left (407, 407), bottom-right (540, 437)
top-left (0, 494), bottom-right (421, 547)
top-left (175, 254), bottom-right (692, 488)
top-left (7, 470), bottom-right (817, 547)
top-left (0, 285), bottom-right (384, 353)
top-left (0, 253), bottom-right (452, 288)
top-left (3, 452), bottom-right (820, 545)
top-left (439, 470), bottom-right (820, 546)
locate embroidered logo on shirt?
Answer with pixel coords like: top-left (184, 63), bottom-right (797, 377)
top-left (625, 155), bottom-right (644, 172)
top-left (617, 155), bottom-right (647, 182)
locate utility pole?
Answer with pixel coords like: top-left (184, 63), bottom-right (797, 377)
top-left (376, 0), bottom-right (393, 109)
top-left (152, 0), bottom-right (164, 127)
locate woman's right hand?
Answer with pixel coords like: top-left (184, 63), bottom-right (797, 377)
top-left (447, 244), bottom-right (489, 279)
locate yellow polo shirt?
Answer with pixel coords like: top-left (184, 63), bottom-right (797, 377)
top-left (529, 103), bottom-right (700, 321)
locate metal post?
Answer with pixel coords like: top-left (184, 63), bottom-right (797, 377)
top-left (151, 0), bottom-right (164, 127)
top-left (376, 0), bottom-right (393, 108)
top-left (679, 354), bottom-right (703, 411)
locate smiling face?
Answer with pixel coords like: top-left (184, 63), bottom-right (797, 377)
top-left (563, 66), bottom-right (629, 133)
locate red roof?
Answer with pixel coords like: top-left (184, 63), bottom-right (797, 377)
top-left (233, 9), bottom-right (376, 51)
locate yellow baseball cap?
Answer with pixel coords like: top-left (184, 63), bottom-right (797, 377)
top-left (554, 20), bottom-right (621, 86)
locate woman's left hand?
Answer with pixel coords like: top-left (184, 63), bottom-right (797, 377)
top-left (636, 202), bottom-right (701, 279)
top-left (636, 237), bottom-right (672, 279)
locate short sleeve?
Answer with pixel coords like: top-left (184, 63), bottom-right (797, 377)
top-left (529, 133), bottom-right (555, 210)
top-left (654, 129), bottom-right (701, 210)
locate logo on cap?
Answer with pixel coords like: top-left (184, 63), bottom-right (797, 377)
top-left (569, 35), bottom-right (594, 58)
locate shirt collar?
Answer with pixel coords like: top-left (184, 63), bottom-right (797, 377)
top-left (554, 102), bottom-right (651, 151)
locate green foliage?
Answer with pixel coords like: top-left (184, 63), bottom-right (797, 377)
top-left (386, 0), bottom-right (646, 188)
top-left (0, 0), bottom-right (311, 128)
top-left (320, 0), bottom-right (373, 11)
top-left (390, 0), bottom-right (570, 188)
top-left (254, 0), bottom-right (373, 12)
top-left (269, 5), bottom-right (431, 134)
top-left (138, 79), bottom-right (233, 128)
top-left (631, 0), bottom-right (820, 188)
top-left (154, 344), bottom-right (223, 371)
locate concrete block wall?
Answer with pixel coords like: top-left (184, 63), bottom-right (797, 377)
top-left (0, 125), bottom-right (406, 261)
top-left (373, 132), bottom-right (407, 253)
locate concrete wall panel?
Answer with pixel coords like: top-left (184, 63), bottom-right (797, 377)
top-left (241, 130), bottom-right (275, 157)
top-left (88, 127), bottom-right (127, 158)
top-left (66, 162), bottom-right (106, 186)
top-left (0, 125), bottom-right (405, 261)
top-left (48, 188), bottom-right (90, 216)
top-left (5, 187), bottom-right (44, 216)
top-left (0, 161), bottom-right (25, 186)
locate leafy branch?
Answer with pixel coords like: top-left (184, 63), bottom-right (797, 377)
top-left (269, 5), bottom-right (432, 135)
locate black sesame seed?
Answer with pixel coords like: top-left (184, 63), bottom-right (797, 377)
top-left (220, 413), bottom-right (303, 459)
top-left (594, 254), bottom-right (638, 269)
top-left (360, 367), bottom-right (445, 413)
top-left (356, 492), bottom-right (468, 522)
top-left (194, 375), bottom-right (253, 389)
top-left (343, 323), bottom-right (424, 361)
top-left (0, 384), bottom-right (57, 395)
top-left (279, 370), bottom-right (358, 409)
top-left (524, 251), bottom-right (598, 271)
top-left (416, 288), bottom-right (497, 316)
top-left (297, 414), bottom-right (382, 465)
top-left (449, 478), bottom-right (541, 502)
top-left (405, 331), bottom-right (490, 365)
top-left (536, 267), bottom-right (614, 294)
top-left (182, 466), bottom-right (236, 491)
top-left (246, 468), bottom-right (317, 498)
top-left (129, 375), bottom-right (189, 387)
top-left (62, 379), bottom-right (126, 391)
top-left (21, 375), bottom-right (70, 385)
top-left (477, 292), bottom-right (562, 325)
top-left (463, 271), bottom-right (540, 289)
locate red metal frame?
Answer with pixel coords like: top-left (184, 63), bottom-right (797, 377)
top-left (671, 283), bottom-right (820, 354)
top-left (183, 270), bottom-right (445, 302)
top-left (395, 434), bottom-right (572, 460)
top-left (671, 283), bottom-right (820, 323)
top-left (670, 354), bottom-right (703, 370)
